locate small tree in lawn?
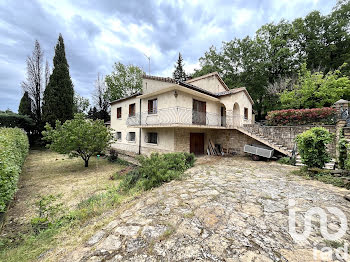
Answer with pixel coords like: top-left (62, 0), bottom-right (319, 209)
top-left (42, 114), bottom-right (113, 167)
top-left (296, 127), bottom-right (333, 168)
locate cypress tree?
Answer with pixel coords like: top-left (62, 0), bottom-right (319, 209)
top-left (173, 52), bottom-right (187, 82)
top-left (42, 34), bottom-right (74, 126)
top-left (18, 91), bottom-right (32, 116)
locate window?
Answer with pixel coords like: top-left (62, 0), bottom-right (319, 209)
top-left (116, 132), bottom-right (122, 141)
top-left (192, 99), bottom-right (206, 125)
top-left (117, 107), bottom-right (122, 119)
top-left (129, 103), bottom-right (136, 117)
top-left (127, 132), bottom-right (136, 142)
top-left (148, 99), bottom-right (157, 114)
top-left (244, 107), bottom-right (249, 120)
top-left (147, 132), bottom-right (158, 144)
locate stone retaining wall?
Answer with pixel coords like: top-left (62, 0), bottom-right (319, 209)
top-left (245, 125), bottom-right (337, 156)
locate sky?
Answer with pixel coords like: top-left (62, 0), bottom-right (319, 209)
top-left (0, 0), bottom-right (336, 112)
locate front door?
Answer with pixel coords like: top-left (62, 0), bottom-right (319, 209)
top-left (190, 133), bottom-right (204, 155)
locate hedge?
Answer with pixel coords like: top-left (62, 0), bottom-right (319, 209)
top-left (0, 128), bottom-right (29, 212)
top-left (266, 107), bottom-right (336, 126)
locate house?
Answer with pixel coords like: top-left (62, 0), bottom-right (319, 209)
top-left (110, 72), bottom-right (261, 156)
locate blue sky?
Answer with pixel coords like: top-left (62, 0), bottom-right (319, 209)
top-left (0, 0), bottom-right (336, 112)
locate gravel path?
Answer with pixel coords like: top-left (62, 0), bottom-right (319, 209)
top-left (64, 157), bottom-right (350, 262)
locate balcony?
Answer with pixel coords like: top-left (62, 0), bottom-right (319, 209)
top-left (126, 107), bottom-right (243, 128)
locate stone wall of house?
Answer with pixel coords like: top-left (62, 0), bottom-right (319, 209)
top-left (174, 128), bottom-right (264, 155)
top-left (212, 130), bottom-right (264, 155)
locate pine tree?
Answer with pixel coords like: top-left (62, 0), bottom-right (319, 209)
top-left (18, 91), bottom-right (32, 116)
top-left (173, 53), bottom-right (187, 82)
top-left (42, 34), bottom-right (74, 126)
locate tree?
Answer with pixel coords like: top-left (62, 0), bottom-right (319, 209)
top-left (192, 0), bottom-right (350, 118)
top-left (42, 114), bottom-right (113, 167)
top-left (280, 63), bottom-right (350, 109)
top-left (21, 40), bottom-right (44, 129)
top-left (18, 91), bottom-right (32, 116)
top-left (105, 62), bottom-right (143, 101)
top-left (42, 34), bottom-right (74, 127)
top-left (173, 53), bottom-right (187, 82)
top-left (91, 73), bottom-right (110, 122)
top-left (73, 93), bottom-right (90, 114)
top-left (45, 60), bottom-right (50, 89)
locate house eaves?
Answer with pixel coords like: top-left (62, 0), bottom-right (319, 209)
top-left (110, 92), bottom-right (142, 105)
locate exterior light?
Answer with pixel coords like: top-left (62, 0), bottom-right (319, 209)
top-left (174, 90), bottom-right (178, 98)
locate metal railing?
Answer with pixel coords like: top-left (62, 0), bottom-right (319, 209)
top-left (126, 107), bottom-right (245, 128)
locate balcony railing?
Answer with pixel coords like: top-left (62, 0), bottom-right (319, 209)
top-left (126, 107), bottom-right (244, 128)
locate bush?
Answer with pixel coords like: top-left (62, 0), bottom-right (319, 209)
top-left (277, 157), bottom-right (295, 165)
top-left (0, 112), bottom-right (35, 133)
top-left (296, 127), bottom-right (333, 168)
top-left (119, 152), bottom-right (195, 192)
top-left (0, 128), bottom-right (29, 212)
top-left (266, 107), bottom-right (336, 126)
top-left (108, 148), bottom-right (118, 162)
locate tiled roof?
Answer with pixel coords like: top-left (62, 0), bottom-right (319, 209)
top-left (178, 81), bottom-right (218, 98)
top-left (110, 74), bottom-right (254, 105)
top-left (110, 92), bottom-right (142, 105)
top-left (216, 87), bottom-right (254, 104)
top-left (216, 87), bottom-right (247, 96)
top-left (142, 75), bottom-right (176, 83)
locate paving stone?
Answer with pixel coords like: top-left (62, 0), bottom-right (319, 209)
top-left (96, 235), bottom-right (121, 251)
top-left (114, 225), bottom-right (140, 238)
top-left (69, 157), bottom-right (350, 261)
top-left (86, 230), bottom-right (105, 246)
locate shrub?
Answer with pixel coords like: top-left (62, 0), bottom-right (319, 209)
top-left (0, 128), bottom-right (29, 212)
top-left (0, 112), bottom-right (35, 133)
top-left (119, 152), bottom-right (195, 192)
top-left (278, 157), bottom-right (295, 165)
top-left (296, 127), bottom-right (333, 168)
top-left (266, 107), bottom-right (336, 126)
top-left (108, 148), bottom-right (118, 162)
top-left (30, 194), bottom-right (63, 234)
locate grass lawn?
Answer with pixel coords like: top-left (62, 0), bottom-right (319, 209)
top-left (0, 149), bottom-right (130, 261)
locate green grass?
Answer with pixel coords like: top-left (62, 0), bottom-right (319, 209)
top-left (0, 150), bottom-right (131, 261)
top-left (291, 167), bottom-right (347, 188)
top-left (324, 240), bottom-right (344, 249)
top-left (0, 151), bottom-right (193, 261)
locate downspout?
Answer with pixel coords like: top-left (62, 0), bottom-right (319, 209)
top-left (138, 97), bottom-right (142, 155)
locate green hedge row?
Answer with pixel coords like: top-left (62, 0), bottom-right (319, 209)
top-left (0, 128), bottom-right (29, 212)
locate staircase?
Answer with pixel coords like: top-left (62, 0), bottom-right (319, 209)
top-left (295, 155), bottom-right (336, 170)
top-left (237, 124), bottom-right (336, 169)
top-left (236, 125), bottom-right (293, 157)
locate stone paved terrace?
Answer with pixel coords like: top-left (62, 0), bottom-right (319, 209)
top-left (64, 157), bottom-right (350, 262)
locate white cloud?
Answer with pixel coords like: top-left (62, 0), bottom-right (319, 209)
top-left (0, 0), bottom-right (337, 111)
